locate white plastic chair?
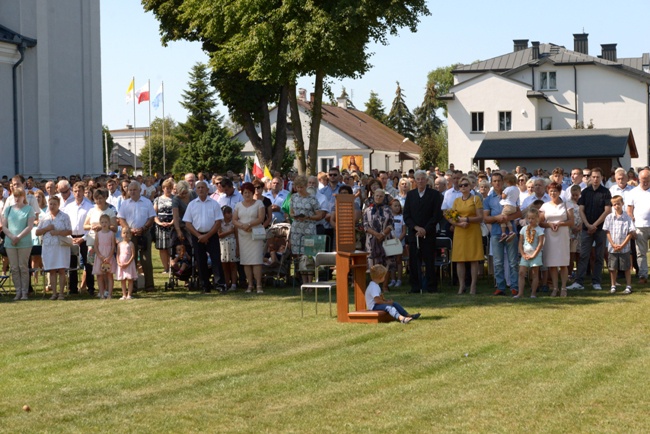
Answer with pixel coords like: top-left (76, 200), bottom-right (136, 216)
top-left (300, 252), bottom-right (337, 317)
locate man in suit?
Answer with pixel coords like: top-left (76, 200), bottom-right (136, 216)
top-left (403, 170), bottom-right (443, 293)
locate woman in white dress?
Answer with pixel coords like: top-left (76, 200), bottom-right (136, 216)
top-left (540, 181), bottom-right (574, 297)
top-left (36, 196), bottom-right (72, 300)
top-left (233, 182), bottom-right (266, 293)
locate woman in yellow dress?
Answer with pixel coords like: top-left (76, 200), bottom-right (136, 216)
top-left (446, 176), bottom-right (484, 294)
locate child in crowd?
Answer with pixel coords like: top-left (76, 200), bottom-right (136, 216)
top-left (116, 227), bottom-right (137, 300)
top-left (92, 214), bottom-right (117, 299)
top-left (516, 208), bottom-right (545, 298)
top-left (499, 173), bottom-right (520, 242)
top-left (603, 195), bottom-right (635, 294)
top-left (170, 244), bottom-right (191, 278)
top-left (218, 205), bottom-right (239, 291)
top-left (566, 184), bottom-right (583, 280)
top-left (365, 264), bottom-right (420, 324)
top-left (388, 199), bottom-right (405, 288)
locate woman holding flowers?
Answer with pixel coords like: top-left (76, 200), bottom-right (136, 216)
top-left (445, 176), bottom-right (484, 294)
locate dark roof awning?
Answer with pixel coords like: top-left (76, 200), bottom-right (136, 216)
top-left (474, 128), bottom-right (638, 160)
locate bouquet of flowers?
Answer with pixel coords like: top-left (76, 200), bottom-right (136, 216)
top-left (444, 209), bottom-right (460, 222)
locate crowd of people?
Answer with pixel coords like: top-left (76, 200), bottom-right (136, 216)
top-left (0, 163), bottom-right (648, 305)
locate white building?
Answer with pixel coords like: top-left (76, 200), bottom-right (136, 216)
top-left (0, 1), bottom-right (103, 178)
top-left (110, 126), bottom-right (148, 161)
top-left (441, 34), bottom-right (650, 173)
top-left (235, 96), bottom-right (421, 174)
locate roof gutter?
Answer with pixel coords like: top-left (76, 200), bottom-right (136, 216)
top-left (12, 43), bottom-right (27, 174)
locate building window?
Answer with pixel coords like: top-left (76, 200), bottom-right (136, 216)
top-left (471, 112), bottom-right (484, 132)
top-left (540, 71), bottom-right (557, 90)
top-left (320, 158), bottom-right (334, 173)
top-left (498, 111), bottom-right (512, 131)
top-left (540, 117), bottom-right (552, 130)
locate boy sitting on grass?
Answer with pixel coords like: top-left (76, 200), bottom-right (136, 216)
top-left (603, 195), bottom-right (635, 294)
top-left (365, 264), bottom-right (420, 324)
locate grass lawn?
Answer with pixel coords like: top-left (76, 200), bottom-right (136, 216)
top-left (1, 257), bottom-right (650, 433)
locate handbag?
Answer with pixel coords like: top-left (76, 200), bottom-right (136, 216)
top-left (251, 225), bottom-right (267, 240)
top-left (382, 237), bottom-right (403, 257)
top-left (59, 235), bottom-right (73, 247)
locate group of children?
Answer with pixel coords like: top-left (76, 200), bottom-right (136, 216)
top-left (516, 193), bottom-right (634, 298)
top-left (90, 214), bottom-right (138, 300)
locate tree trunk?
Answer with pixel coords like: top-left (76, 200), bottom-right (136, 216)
top-left (288, 83), bottom-right (307, 175)
top-left (307, 71), bottom-right (324, 176)
top-left (271, 85), bottom-right (288, 173)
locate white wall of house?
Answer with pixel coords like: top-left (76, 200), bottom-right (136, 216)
top-left (111, 128), bottom-right (148, 159)
top-left (237, 104), bottom-right (415, 173)
top-left (448, 62), bottom-right (650, 173)
top-left (447, 73), bottom-right (537, 171)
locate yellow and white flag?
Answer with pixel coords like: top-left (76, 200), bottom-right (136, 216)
top-left (125, 78), bottom-right (134, 103)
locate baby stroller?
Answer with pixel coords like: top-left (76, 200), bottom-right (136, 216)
top-left (164, 238), bottom-right (198, 291)
top-left (262, 223), bottom-right (292, 287)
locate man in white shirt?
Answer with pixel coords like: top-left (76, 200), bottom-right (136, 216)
top-left (521, 178), bottom-right (551, 213)
top-left (216, 178), bottom-right (243, 209)
top-left (627, 168), bottom-right (650, 284)
top-left (117, 181), bottom-right (157, 292)
top-left (56, 180), bottom-right (75, 207)
top-left (183, 181), bottom-right (225, 293)
top-left (264, 177), bottom-right (289, 223)
top-left (442, 171), bottom-right (464, 210)
top-left (61, 182), bottom-right (94, 295)
top-left (105, 178), bottom-right (122, 209)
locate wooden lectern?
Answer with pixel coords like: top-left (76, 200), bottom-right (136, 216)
top-left (334, 194), bottom-right (391, 323)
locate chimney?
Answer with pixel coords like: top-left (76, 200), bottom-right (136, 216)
top-left (574, 33), bottom-right (589, 55)
top-left (601, 43), bottom-right (617, 62)
top-left (513, 39), bottom-right (529, 52)
top-left (297, 88), bottom-right (307, 102)
top-left (531, 41), bottom-right (540, 60)
top-left (337, 97), bottom-right (348, 109)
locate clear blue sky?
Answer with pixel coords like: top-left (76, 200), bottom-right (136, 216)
top-left (101, 0), bottom-right (650, 130)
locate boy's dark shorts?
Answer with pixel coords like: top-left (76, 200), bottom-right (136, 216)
top-left (608, 252), bottom-right (631, 271)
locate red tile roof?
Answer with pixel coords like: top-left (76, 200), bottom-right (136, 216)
top-left (298, 100), bottom-right (420, 153)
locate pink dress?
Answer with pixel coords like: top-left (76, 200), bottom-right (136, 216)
top-left (92, 230), bottom-right (117, 275)
top-left (116, 241), bottom-right (138, 280)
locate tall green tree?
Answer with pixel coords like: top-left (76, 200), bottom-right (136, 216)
top-left (414, 81), bottom-right (442, 141)
top-left (143, 0), bottom-right (430, 175)
top-left (364, 91), bottom-right (386, 124)
top-left (139, 116), bottom-right (182, 175)
top-left (172, 117), bottom-right (246, 176)
top-left (178, 62), bottom-right (218, 144)
top-left (427, 63), bottom-right (461, 118)
top-left (418, 124), bottom-right (448, 170)
top-left (386, 82), bottom-right (416, 141)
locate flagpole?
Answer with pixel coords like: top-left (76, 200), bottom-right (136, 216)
top-left (162, 81), bottom-right (166, 174)
top-left (148, 78), bottom-right (152, 176)
top-left (132, 76), bottom-right (137, 174)
top-left (104, 131), bottom-right (109, 174)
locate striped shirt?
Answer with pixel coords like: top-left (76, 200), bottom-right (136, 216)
top-left (603, 212), bottom-right (635, 254)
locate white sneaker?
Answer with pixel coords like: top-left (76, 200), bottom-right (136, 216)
top-left (388, 280), bottom-right (396, 287)
top-left (623, 287), bottom-right (632, 294)
top-left (395, 279), bottom-right (402, 287)
top-left (593, 283), bottom-right (602, 290)
top-left (230, 284), bottom-right (237, 291)
top-left (567, 282), bottom-right (584, 290)
top-left (610, 286), bottom-right (616, 294)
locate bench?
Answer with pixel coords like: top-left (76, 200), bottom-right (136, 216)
top-left (347, 310), bottom-right (393, 324)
